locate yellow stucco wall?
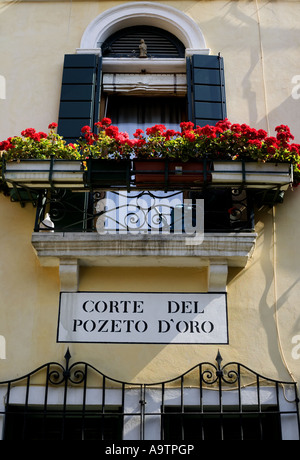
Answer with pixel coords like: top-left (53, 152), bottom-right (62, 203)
top-left (1, 186), bottom-right (300, 384)
top-left (1, 1), bottom-right (300, 140)
top-left (0, 0), bottom-right (300, 392)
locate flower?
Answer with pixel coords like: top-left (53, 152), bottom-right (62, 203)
top-left (133, 128), bottom-right (144, 138)
top-left (81, 125), bottom-right (92, 133)
top-left (1, 118), bottom-right (299, 185)
top-left (0, 123), bottom-right (81, 162)
top-left (48, 122), bottom-right (58, 130)
top-left (94, 118), bottom-right (112, 130)
top-left (21, 128), bottom-right (36, 138)
top-left (146, 124), bottom-right (166, 136)
top-left (180, 121), bottom-right (194, 132)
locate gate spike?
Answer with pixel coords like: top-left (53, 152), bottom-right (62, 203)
top-left (216, 350), bottom-right (223, 370)
top-left (64, 347), bottom-right (71, 365)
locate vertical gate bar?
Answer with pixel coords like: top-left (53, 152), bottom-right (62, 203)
top-left (5, 382), bottom-right (11, 408)
top-left (101, 375), bottom-right (106, 440)
top-left (81, 363), bottom-right (88, 440)
top-left (180, 375), bottom-right (184, 440)
top-left (237, 364), bottom-right (243, 440)
top-left (4, 382), bottom-right (11, 440)
top-left (83, 192), bottom-right (89, 232)
top-left (61, 367), bottom-right (69, 440)
top-left (218, 369), bottom-right (224, 440)
top-left (275, 382), bottom-right (283, 440)
top-left (121, 383), bottom-right (125, 441)
top-left (256, 375), bottom-right (263, 440)
top-left (294, 384), bottom-right (300, 440)
top-left (91, 190), bottom-right (96, 232)
top-left (139, 385), bottom-right (145, 441)
top-left (42, 364), bottom-right (51, 440)
top-left (21, 375), bottom-right (30, 440)
top-left (160, 382), bottom-right (165, 441)
top-left (199, 364), bottom-right (204, 440)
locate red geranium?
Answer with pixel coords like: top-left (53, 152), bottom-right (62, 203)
top-left (215, 118), bottom-right (231, 131)
top-left (81, 125), bottom-right (91, 133)
top-left (95, 118), bottom-right (112, 129)
top-left (146, 124), bottom-right (166, 136)
top-left (21, 128), bottom-right (36, 138)
top-left (133, 128), bottom-right (144, 138)
top-left (0, 139), bottom-right (14, 151)
top-left (105, 125), bottom-right (119, 138)
top-left (180, 121), bottom-right (194, 132)
top-left (48, 122), bottom-right (58, 130)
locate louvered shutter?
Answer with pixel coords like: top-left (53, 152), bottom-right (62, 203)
top-left (57, 54), bottom-right (102, 143)
top-left (187, 54), bottom-right (226, 127)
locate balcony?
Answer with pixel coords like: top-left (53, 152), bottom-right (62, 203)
top-left (3, 157), bottom-right (291, 290)
top-left (29, 182), bottom-right (260, 291)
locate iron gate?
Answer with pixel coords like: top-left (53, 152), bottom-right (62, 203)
top-left (0, 350), bottom-right (299, 440)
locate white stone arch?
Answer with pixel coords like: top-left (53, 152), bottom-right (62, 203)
top-left (79, 2), bottom-right (209, 55)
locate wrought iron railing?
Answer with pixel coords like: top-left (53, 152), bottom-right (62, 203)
top-left (33, 188), bottom-right (255, 234)
top-left (0, 350), bottom-right (299, 440)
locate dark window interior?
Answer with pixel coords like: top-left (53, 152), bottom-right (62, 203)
top-left (4, 405), bottom-right (123, 440)
top-left (162, 405), bottom-right (282, 441)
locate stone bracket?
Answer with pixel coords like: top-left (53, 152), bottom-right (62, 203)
top-left (208, 261), bottom-right (228, 292)
top-left (59, 258), bottom-right (79, 292)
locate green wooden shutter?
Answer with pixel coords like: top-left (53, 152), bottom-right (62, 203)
top-left (57, 54), bottom-right (102, 143)
top-left (187, 54), bottom-right (226, 127)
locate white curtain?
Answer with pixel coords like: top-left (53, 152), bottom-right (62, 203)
top-left (106, 96), bottom-right (186, 137)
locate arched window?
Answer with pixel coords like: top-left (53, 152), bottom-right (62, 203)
top-left (99, 25), bottom-right (187, 137)
top-left (57, 3), bottom-right (226, 142)
top-left (101, 26), bottom-right (185, 58)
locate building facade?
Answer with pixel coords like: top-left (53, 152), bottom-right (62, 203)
top-left (0, 0), bottom-right (300, 441)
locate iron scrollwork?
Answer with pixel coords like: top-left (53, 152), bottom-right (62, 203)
top-left (34, 187), bottom-right (254, 234)
top-left (200, 351), bottom-right (239, 385)
top-left (94, 190), bottom-right (184, 234)
top-left (47, 348), bottom-right (86, 386)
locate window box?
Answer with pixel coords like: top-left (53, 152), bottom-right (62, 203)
top-left (84, 159), bottom-right (131, 187)
top-left (133, 159), bottom-right (212, 187)
top-left (212, 161), bottom-right (292, 188)
top-left (3, 159), bottom-right (84, 188)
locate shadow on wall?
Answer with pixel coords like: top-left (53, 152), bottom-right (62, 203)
top-left (227, 196), bottom-right (300, 378)
top-left (195, 1), bottom-right (300, 134)
top-left (256, 199), bottom-right (300, 378)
